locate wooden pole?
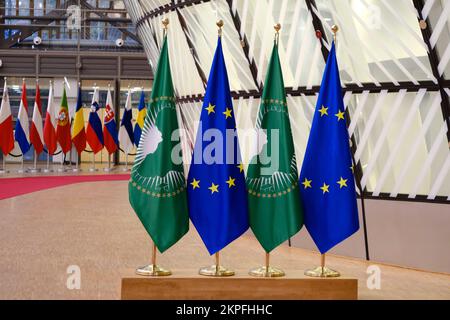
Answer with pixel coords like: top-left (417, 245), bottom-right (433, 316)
top-left (152, 242), bottom-right (157, 266)
top-left (215, 252), bottom-right (220, 273)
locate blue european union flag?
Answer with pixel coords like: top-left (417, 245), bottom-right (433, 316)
top-left (299, 42), bottom-right (359, 254)
top-left (187, 37), bottom-right (249, 255)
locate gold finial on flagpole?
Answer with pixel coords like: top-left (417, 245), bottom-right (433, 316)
top-left (331, 24), bottom-right (339, 43)
top-left (162, 17), bottom-right (169, 36)
top-left (274, 23), bottom-right (281, 44)
top-left (216, 19), bottom-right (224, 37)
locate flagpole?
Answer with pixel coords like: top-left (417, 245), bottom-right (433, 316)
top-left (104, 153), bottom-right (111, 172)
top-left (43, 150), bottom-right (51, 173)
top-left (196, 20), bottom-right (237, 278)
top-left (304, 25), bottom-right (342, 279)
top-left (43, 80), bottom-right (53, 173)
top-left (30, 150), bottom-right (39, 173)
top-left (1, 77), bottom-right (8, 174)
top-left (68, 148), bottom-right (73, 171)
top-left (0, 156), bottom-right (7, 174)
top-left (135, 240), bottom-right (172, 276)
top-left (122, 152), bottom-right (129, 172)
top-left (248, 23), bottom-right (285, 278)
top-left (30, 77), bottom-right (40, 173)
top-left (18, 154), bottom-right (27, 173)
top-left (58, 151), bottom-right (65, 172)
top-left (73, 152), bottom-right (80, 172)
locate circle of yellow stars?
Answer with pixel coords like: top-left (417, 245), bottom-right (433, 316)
top-left (301, 176), bottom-right (349, 194)
top-left (318, 104), bottom-right (345, 122)
top-left (205, 103), bottom-right (233, 119)
top-left (190, 175), bottom-right (238, 194)
top-left (303, 104), bottom-right (351, 195)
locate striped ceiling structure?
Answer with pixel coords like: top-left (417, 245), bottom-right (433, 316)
top-left (124, 0), bottom-right (450, 204)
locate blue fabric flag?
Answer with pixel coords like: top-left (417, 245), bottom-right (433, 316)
top-left (133, 90), bottom-right (146, 147)
top-left (299, 42), bottom-right (359, 254)
top-left (187, 37), bottom-right (249, 255)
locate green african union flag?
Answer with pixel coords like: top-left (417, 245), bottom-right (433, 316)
top-left (246, 40), bottom-right (304, 253)
top-left (129, 35), bottom-right (189, 253)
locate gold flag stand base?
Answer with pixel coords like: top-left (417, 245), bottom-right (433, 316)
top-left (304, 266), bottom-right (340, 277)
top-left (136, 242), bottom-right (171, 276)
top-left (249, 266), bottom-right (285, 277)
top-left (249, 252), bottom-right (285, 277)
top-left (198, 265), bottom-right (235, 277)
top-left (304, 254), bottom-right (340, 277)
top-left (135, 264), bottom-right (172, 277)
top-left (199, 251), bottom-right (234, 277)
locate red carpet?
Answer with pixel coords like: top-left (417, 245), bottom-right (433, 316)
top-left (0, 174), bottom-right (130, 200)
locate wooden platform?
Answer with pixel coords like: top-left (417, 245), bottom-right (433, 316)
top-left (121, 269), bottom-right (358, 300)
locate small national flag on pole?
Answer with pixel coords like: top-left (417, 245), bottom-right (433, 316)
top-left (86, 87), bottom-right (104, 154)
top-left (56, 86), bottom-right (72, 154)
top-left (129, 33), bottom-right (189, 252)
top-left (0, 80), bottom-right (14, 156)
top-left (43, 81), bottom-right (58, 155)
top-left (71, 84), bottom-right (86, 155)
top-left (187, 33), bottom-right (249, 255)
top-left (118, 88), bottom-right (134, 154)
top-left (103, 87), bottom-right (119, 155)
top-left (246, 34), bottom-right (303, 254)
top-left (15, 80), bottom-right (31, 155)
top-left (30, 81), bottom-right (44, 155)
top-left (133, 90), bottom-right (146, 147)
top-left (299, 41), bottom-right (359, 254)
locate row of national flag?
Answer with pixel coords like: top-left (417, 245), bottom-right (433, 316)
top-left (0, 81), bottom-right (149, 158)
top-left (129, 30), bottom-right (359, 257)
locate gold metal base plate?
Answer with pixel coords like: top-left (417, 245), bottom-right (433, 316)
top-left (249, 266), bottom-right (285, 277)
top-left (135, 264), bottom-right (172, 276)
top-left (304, 266), bottom-right (340, 277)
top-left (198, 265), bottom-right (235, 277)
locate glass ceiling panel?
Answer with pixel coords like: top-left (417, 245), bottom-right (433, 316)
top-left (234, 0), bottom-right (325, 88)
top-left (314, 0), bottom-right (435, 85)
top-left (179, 0), bottom-right (258, 92)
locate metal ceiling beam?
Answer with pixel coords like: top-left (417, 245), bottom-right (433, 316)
top-left (1, 0), bottom-right (78, 49)
top-left (79, 0), bottom-right (141, 44)
top-left (413, 0), bottom-right (450, 144)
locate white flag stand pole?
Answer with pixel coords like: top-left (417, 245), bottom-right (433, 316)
top-left (0, 156), bottom-right (8, 174)
top-left (89, 152), bottom-right (97, 172)
top-left (30, 151), bottom-right (40, 173)
top-left (68, 149), bottom-right (73, 170)
top-left (122, 152), bottom-right (130, 171)
top-left (43, 151), bottom-right (52, 173)
top-left (73, 152), bottom-right (81, 172)
top-left (17, 155), bottom-right (27, 173)
top-left (57, 151), bottom-right (65, 172)
top-left (104, 153), bottom-right (112, 172)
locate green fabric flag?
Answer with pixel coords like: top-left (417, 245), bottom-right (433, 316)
top-left (129, 35), bottom-right (189, 253)
top-left (246, 41), bottom-right (304, 253)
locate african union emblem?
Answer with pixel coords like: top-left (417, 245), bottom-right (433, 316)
top-left (131, 100), bottom-right (185, 197)
top-left (128, 33), bottom-right (189, 253)
top-left (245, 38), bottom-right (303, 253)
